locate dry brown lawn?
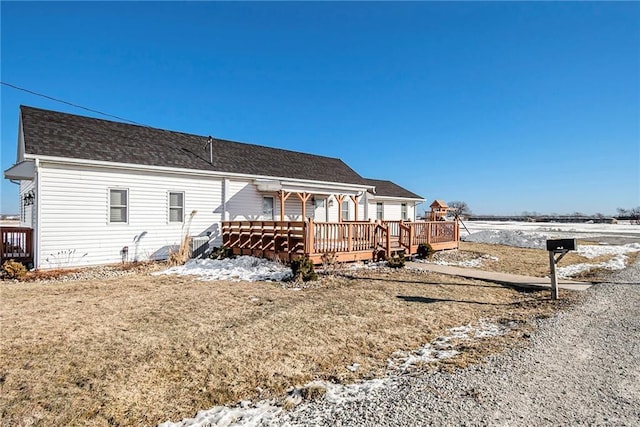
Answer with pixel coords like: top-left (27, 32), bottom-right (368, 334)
top-left (0, 266), bottom-right (578, 426)
top-left (457, 241), bottom-right (625, 281)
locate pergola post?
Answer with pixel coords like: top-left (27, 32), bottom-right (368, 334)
top-left (277, 190), bottom-right (291, 221)
top-left (350, 194), bottom-right (360, 221)
top-left (335, 194), bottom-right (346, 222)
top-left (296, 192), bottom-right (312, 220)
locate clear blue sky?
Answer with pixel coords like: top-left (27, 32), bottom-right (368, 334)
top-left (2, 1), bottom-right (638, 216)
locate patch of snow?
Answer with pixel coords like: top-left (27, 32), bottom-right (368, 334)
top-left (461, 230), bottom-right (548, 249)
top-left (158, 400), bottom-right (282, 427)
top-left (389, 320), bottom-right (510, 372)
top-left (346, 363), bottom-right (361, 372)
top-left (159, 319), bottom-right (512, 426)
top-left (154, 256), bottom-right (292, 282)
top-left (557, 253), bottom-right (632, 278)
top-left (346, 261), bottom-right (387, 270)
top-left (576, 242), bottom-right (640, 259)
top-left (463, 220), bottom-right (640, 239)
top-left (418, 254), bottom-right (499, 268)
top-left (289, 378), bottom-right (391, 406)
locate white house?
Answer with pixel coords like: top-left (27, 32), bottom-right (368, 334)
top-left (4, 106), bottom-right (425, 268)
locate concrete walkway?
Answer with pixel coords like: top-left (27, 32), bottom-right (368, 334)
top-left (406, 261), bottom-right (592, 291)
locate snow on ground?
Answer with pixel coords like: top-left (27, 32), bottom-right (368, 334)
top-left (389, 320), bottom-right (509, 372)
top-left (462, 220), bottom-right (640, 239)
top-left (462, 229), bottom-right (547, 249)
top-left (557, 243), bottom-right (640, 278)
top-left (413, 254), bottom-right (499, 268)
top-left (157, 320), bottom-right (510, 427)
top-left (154, 256), bottom-right (292, 282)
top-left (576, 242), bottom-right (640, 259)
top-left (460, 222), bottom-right (640, 277)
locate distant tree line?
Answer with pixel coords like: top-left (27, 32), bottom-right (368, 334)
top-left (425, 201), bottom-right (640, 224)
top-left (617, 207), bottom-right (640, 224)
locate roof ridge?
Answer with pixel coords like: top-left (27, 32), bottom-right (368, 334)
top-left (20, 105), bottom-right (349, 163)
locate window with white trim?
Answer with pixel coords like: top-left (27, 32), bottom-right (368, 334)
top-left (169, 192), bottom-right (185, 223)
top-left (401, 203), bottom-right (408, 221)
top-left (341, 200), bottom-right (350, 221)
top-left (376, 202), bottom-right (384, 220)
top-left (263, 196), bottom-right (274, 220)
top-left (109, 189), bottom-right (128, 223)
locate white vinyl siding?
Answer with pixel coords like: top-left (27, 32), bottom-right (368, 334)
top-left (37, 163), bottom-right (222, 268)
top-left (109, 189), bottom-right (128, 223)
top-left (19, 180), bottom-right (35, 228)
top-left (368, 199), bottom-right (416, 221)
top-left (169, 192), bottom-right (184, 223)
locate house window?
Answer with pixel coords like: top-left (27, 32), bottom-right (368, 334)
top-left (109, 189), bottom-right (128, 223)
top-left (314, 198), bottom-right (326, 221)
top-left (169, 192), bottom-right (184, 223)
top-left (263, 196), bottom-right (274, 220)
top-left (401, 203), bottom-right (408, 221)
top-left (341, 200), bottom-right (350, 221)
top-left (376, 202), bottom-right (384, 220)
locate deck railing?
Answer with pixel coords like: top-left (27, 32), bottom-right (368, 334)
top-left (308, 221), bottom-right (378, 253)
top-left (221, 219), bottom-right (458, 263)
top-left (1, 227), bottom-right (34, 266)
top-left (382, 220), bottom-right (402, 237)
top-left (222, 221), bottom-right (306, 259)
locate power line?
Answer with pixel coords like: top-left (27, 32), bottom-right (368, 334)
top-left (1, 81), bottom-right (147, 126)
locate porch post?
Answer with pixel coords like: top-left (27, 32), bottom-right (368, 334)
top-left (278, 190), bottom-right (291, 221)
top-left (335, 194), bottom-right (346, 222)
top-left (306, 217), bottom-right (315, 254)
top-left (350, 194), bottom-right (359, 222)
top-left (296, 192), bottom-right (312, 220)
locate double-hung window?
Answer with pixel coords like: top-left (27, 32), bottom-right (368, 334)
top-left (109, 189), bottom-right (128, 223)
top-left (341, 200), bottom-right (350, 221)
top-left (169, 192), bottom-right (185, 223)
top-left (401, 203), bottom-right (408, 221)
top-left (376, 202), bottom-right (384, 220)
top-left (263, 196), bottom-right (274, 220)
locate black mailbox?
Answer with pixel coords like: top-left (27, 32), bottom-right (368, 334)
top-left (546, 238), bottom-right (577, 252)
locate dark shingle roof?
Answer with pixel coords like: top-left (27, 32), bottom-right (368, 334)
top-left (365, 178), bottom-right (423, 200)
top-left (20, 105), bottom-right (368, 186)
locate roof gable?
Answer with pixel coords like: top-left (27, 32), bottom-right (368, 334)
top-left (19, 105), bottom-right (368, 186)
top-left (365, 178), bottom-right (423, 200)
top-left (430, 199), bottom-right (448, 208)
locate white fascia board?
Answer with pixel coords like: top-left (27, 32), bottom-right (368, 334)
top-left (24, 154), bottom-right (374, 191)
top-left (368, 195), bottom-right (425, 202)
top-left (280, 180), bottom-right (372, 194)
top-left (3, 160), bottom-right (35, 180)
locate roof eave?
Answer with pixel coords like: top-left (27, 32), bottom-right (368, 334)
top-left (24, 154), bottom-right (373, 191)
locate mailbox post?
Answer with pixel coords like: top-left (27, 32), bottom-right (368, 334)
top-left (546, 239), bottom-right (577, 300)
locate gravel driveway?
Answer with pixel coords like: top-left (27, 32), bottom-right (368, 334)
top-left (276, 260), bottom-right (640, 426)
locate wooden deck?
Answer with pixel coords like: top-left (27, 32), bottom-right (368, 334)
top-left (1, 227), bottom-right (34, 267)
top-left (221, 219), bottom-right (459, 264)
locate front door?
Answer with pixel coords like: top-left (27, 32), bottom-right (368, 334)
top-left (314, 198), bottom-right (327, 222)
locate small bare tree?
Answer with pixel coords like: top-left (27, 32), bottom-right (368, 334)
top-left (448, 201), bottom-right (471, 217)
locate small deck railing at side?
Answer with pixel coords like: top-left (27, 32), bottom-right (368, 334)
top-left (221, 219), bottom-right (458, 264)
top-left (1, 227), bottom-right (34, 266)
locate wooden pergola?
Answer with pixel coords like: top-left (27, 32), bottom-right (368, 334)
top-left (276, 190), bottom-right (361, 222)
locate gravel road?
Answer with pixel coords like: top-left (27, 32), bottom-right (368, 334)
top-left (275, 260), bottom-right (640, 426)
